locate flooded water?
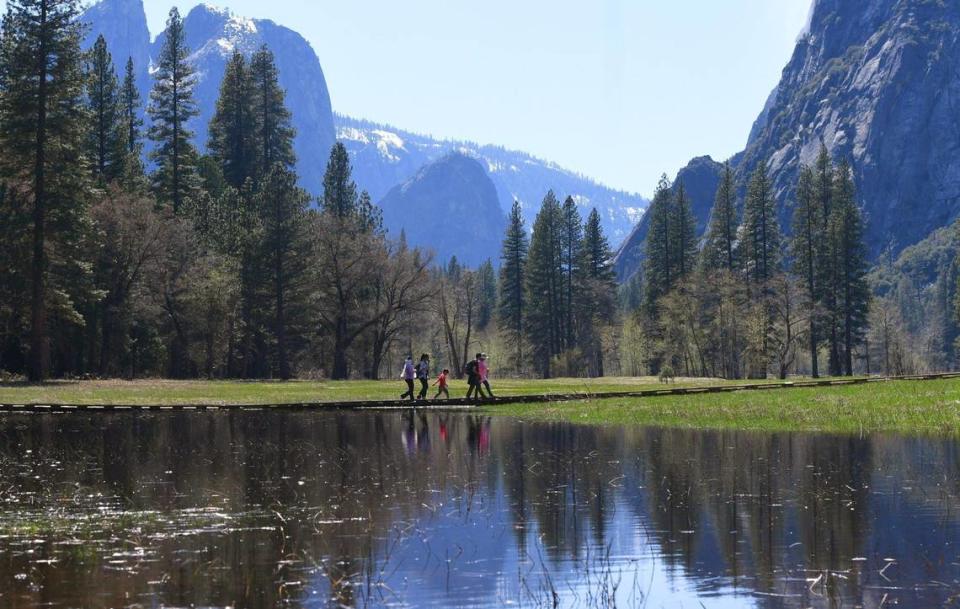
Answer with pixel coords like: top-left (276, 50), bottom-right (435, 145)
top-left (0, 412), bottom-right (957, 608)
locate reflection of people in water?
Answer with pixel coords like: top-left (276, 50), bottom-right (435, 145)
top-left (416, 412), bottom-right (430, 453)
top-left (438, 414), bottom-right (450, 445)
top-left (401, 410), bottom-right (417, 455)
top-left (466, 416), bottom-right (492, 456)
top-left (400, 410), bottom-right (431, 455)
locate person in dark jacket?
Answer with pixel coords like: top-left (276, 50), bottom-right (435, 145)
top-left (415, 354), bottom-right (430, 400)
top-left (465, 353), bottom-right (486, 400)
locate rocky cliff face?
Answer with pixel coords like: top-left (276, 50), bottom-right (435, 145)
top-left (739, 0), bottom-right (960, 257)
top-left (82, 1), bottom-right (336, 195)
top-left (616, 0), bottom-right (960, 281)
top-left (337, 115), bottom-right (648, 246)
top-left (379, 153), bottom-right (507, 268)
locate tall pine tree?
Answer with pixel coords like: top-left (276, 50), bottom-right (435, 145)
top-left (119, 56), bottom-right (144, 183)
top-left (560, 196), bottom-right (582, 350)
top-left (701, 163), bottom-right (738, 272)
top-left (579, 207), bottom-right (617, 376)
top-left (671, 181), bottom-right (697, 279)
top-left (85, 35), bottom-right (125, 184)
top-left (258, 164), bottom-right (312, 379)
top-left (0, 0), bottom-right (90, 380)
top-left (148, 7), bottom-right (200, 213)
top-left (525, 191), bottom-right (563, 377)
top-left (321, 143), bottom-right (358, 219)
top-left (829, 160), bottom-right (870, 376)
top-left (250, 46), bottom-right (295, 182)
top-left (208, 51), bottom-right (255, 189)
top-left (741, 164), bottom-right (781, 285)
top-left (643, 175), bottom-right (675, 317)
top-left (813, 144), bottom-right (843, 375)
top-left (498, 201), bottom-right (528, 372)
top-left (791, 165), bottom-right (822, 377)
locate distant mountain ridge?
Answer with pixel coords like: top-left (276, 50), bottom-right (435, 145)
top-left (380, 153), bottom-right (507, 267)
top-left (337, 115), bottom-right (647, 244)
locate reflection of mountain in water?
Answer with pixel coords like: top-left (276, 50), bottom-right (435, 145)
top-left (0, 414), bottom-right (957, 608)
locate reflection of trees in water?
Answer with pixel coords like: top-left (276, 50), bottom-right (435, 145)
top-left (0, 415), bottom-right (959, 608)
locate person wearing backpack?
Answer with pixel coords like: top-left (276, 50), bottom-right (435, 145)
top-left (465, 353), bottom-right (486, 400)
top-left (415, 354), bottom-right (430, 400)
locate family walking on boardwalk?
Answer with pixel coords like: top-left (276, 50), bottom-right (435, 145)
top-left (400, 353), bottom-right (494, 401)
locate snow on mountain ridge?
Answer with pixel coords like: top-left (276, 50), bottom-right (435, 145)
top-left (336, 115), bottom-right (648, 244)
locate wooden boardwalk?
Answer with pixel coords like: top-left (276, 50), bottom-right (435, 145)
top-left (1, 372), bottom-right (959, 413)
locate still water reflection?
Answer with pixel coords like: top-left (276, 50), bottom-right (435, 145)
top-left (0, 411), bottom-right (957, 608)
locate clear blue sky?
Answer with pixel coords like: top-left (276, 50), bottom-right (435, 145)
top-left (146, 1), bottom-right (810, 195)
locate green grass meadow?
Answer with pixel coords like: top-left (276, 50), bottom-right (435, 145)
top-left (0, 376), bottom-right (707, 406)
top-left (487, 377), bottom-right (960, 435)
top-left (2, 375), bottom-right (959, 435)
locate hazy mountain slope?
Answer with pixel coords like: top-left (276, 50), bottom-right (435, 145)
top-left (337, 115), bottom-right (647, 245)
top-left (379, 154), bottom-right (506, 267)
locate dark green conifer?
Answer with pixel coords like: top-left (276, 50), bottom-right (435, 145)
top-left (85, 35), bottom-right (125, 184)
top-left (741, 163), bottom-right (781, 285)
top-left (250, 46), bottom-right (295, 182)
top-left (560, 196), bottom-right (583, 350)
top-left (671, 181), bottom-right (697, 279)
top-left (525, 191), bottom-right (563, 377)
top-left (643, 175), bottom-right (674, 316)
top-left (498, 201), bottom-right (528, 370)
top-left (701, 163), bottom-right (738, 272)
top-left (258, 164), bottom-right (313, 379)
top-left (829, 160), bottom-right (870, 375)
top-left (208, 51), bottom-right (255, 189)
top-left (321, 143), bottom-right (358, 219)
top-left (148, 7), bottom-right (200, 212)
top-left (791, 165), bottom-right (822, 377)
top-left (0, 0), bottom-right (90, 380)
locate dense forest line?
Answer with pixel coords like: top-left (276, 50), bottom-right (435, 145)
top-left (1, 0), bottom-right (957, 383)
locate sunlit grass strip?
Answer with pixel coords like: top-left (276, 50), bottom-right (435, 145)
top-left (484, 378), bottom-right (960, 436)
top-left (0, 376), bottom-right (742, 407)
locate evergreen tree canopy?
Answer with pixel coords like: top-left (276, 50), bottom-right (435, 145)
top-left (148, 7), bottom-right (200, 213)
top-left (121, 57), bottom-right (142, 156)
top-left (321, 142), bottom-right (359, 218)
top-left (0, 0), bottom-right (90, 381)
top-left (85, 35), bottom-right (125, 184)
top-left (119, 56), bottom-right (145, 184)
top-left (208, 51), bottom-right (255, 189)
top-left (581, 208), bottom-right (616, 284)
top-left (498, 200), bottom-right (529, 369)
top-left (671, 181), bottom-right (698, 279)
top-left (250, 46), bottom-right (295, 181)
top-left (701, 163), bottom-right (739, 272)
top-left (525, 190), bottom-right (563, 377)
top-left (791, 164), bottom-right (822, 377)
top-left (741, 163), bottom-right (781, 285)
top-left (643, 175), bottom-right (675, 315)
top-left (560, 195), bottom-right (583, 350)
top-left (257, 163), bottom-right (313, 379)
top-left (829, 159), bottom-right (871, 375)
